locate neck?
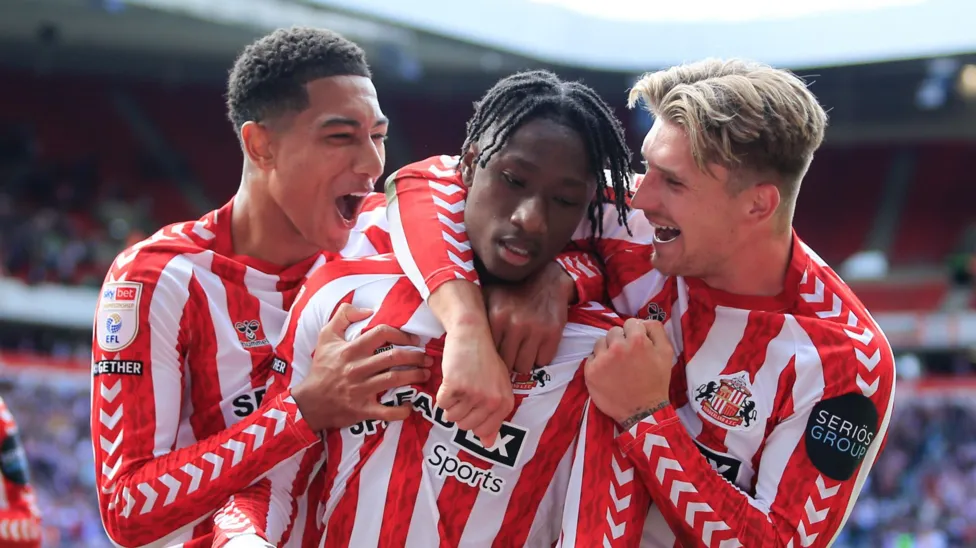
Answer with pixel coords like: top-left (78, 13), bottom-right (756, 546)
top-left (230, 163), bottom-right (319, 267)
top-left (701, 228), bottom-right (794, 297)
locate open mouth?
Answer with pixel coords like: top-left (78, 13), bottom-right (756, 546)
top-left (651, 222), bottom-right (681, 244)
top-left (335, 193), bottom-right (368, 223)
top-left (498, 239), bottom-right (534, 267)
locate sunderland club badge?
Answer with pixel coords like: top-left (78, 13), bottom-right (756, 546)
top-left (694, 372), bottom-right (758, 431)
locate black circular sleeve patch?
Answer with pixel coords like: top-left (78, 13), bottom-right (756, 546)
top-left (804, 392), bottom-right (879, 481)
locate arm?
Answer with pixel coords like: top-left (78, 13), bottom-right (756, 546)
top-left (210, 276), bottom-right (329, 548)
top-left (0, 400), bottom-right (41, 548)
top-left (615, 348), bottom-right (896, 547)
top-left (91, 251), bottom-right (319, 547)
top-left (211, 264), bottom-right (430, 547)
top-left (559, 399), bottom-right (650, 548)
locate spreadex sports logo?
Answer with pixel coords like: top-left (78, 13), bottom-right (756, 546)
top-left (349, 387), bottom-right (528, 495)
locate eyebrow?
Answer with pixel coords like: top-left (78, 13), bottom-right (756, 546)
top-left (644, 159), bottom-right (682, 180)
top-left (319, 116), bottom-right (389, 129)
top-left (510, 155), bottom-right (589, 188)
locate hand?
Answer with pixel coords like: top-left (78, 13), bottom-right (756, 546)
top-left (485, 261), bottom-right (576, 374)
top-left (291, 303), bottom-right (432, 432)
top-left (437, 326), bottom-right (514, 447)
top-left (584, 318), bottom-right (674, 428)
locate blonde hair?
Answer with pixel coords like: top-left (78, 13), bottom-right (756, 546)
top-left (628, 58), bottom-right (827, 201)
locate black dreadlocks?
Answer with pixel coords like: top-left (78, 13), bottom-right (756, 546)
top-left (461, 70), bottom-right (633, 238)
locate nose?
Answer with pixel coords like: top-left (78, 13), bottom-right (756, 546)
top-left (353, 137), bottom-right (385, 181)
top-left (510, 196), bottom-right (547, 236)
top-left (630, 175), bottom-right (661, 213)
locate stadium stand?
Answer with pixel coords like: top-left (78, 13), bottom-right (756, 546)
top-left (0, 2), bottom-right (974, 544)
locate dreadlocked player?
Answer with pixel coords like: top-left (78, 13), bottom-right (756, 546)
top-left (385, 70), bottom-right (636, 448)
top-left (218, 70), bottom-right (642, 547)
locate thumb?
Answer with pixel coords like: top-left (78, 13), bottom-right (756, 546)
top-left (320, 303), bottom-right (373, 343)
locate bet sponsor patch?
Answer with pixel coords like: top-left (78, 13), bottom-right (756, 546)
top-left (96, 282), bottom-right (142, 352)
top-left (805, 392), bottom-right (879, 481)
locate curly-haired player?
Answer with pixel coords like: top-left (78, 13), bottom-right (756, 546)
top-left (90, 27), bottom-right (429, 547)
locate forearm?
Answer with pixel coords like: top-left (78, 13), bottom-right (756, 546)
top-left (211, 443), bottom-right (325, 548)
top-left (96, 391), bottom-right (319, 547)
top-left (427, 279), bottom-right (492, 330)
top-left (617, 405), bottom-right (846, 548)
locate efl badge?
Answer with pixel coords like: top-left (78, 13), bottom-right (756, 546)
top-left (96, 282), bottom-right (142, 352)
top-left (694, 372), bottom-right (759, 431)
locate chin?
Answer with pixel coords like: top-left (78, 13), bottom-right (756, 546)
top-left (483, 256), bottom-right (536, 284)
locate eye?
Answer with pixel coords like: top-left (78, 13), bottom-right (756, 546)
top-left (503, 172), bottom-right (525, 188)
top-left (554, 197), bottom-right (581, 207)
top-left (371, 133), bottom-right (388, 142)
top-left (665, 178), bottom-right (683, 188)
top-left (325, 134), bottom-right (353, 143)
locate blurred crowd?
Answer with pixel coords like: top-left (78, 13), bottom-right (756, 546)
top-left (836, 395), bottom-right (976, 548)
top-left (0, 123), bottom-right (147, 287)
top-left (0, 382), bottom-right (110, 547)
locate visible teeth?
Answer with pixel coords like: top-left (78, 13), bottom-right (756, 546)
top-left (504, 243), bottom-right (528, 256)
top-left (350, 192), bottom-right (369, 197)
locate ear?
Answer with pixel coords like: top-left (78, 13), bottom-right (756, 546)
top-left (745, 182), bottom-right (782, 224)
top-left (460, 144), bottom-right (479, 188)
top-left (240, 121), bottom-right (276, 172)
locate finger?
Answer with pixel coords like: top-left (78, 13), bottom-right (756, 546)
top-left (319, 304), bottom-right (373, 342)
top-left (359, 348), bottom-right (431, 377)
top-left (363, 402), bottom-right (412, 422)
top-left (535, 333), bottom-right (560, 368)
top-left (441, 399), bottom-right (476, 425)
top-left (498, 330), bottom-right (523, 371)
top-left (486, 305), bottom-right (507, 349)
top-left (454, 406), bottom-right (493, 439)
top-left (362, 367), bottom-right (431, 394)
top-left (605, 326), bottom-right (625, 347)
top-left (435, 384), bottom-right (463, 411)
top-left (623, 317), bottom-right (647, 340)
top-left (352, 325), bottom-right (422, 354)
top-left (470, 412), bottom-right (504, 449)
top-left (512, 335), bottom-right (537, 374)
top-left (591, 335), bottom-right (609, 356)
top-left (642, 320), bottom-right (671, 348)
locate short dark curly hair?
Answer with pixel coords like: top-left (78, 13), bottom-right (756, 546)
top-left (226, 26), bottom-right (371, 135)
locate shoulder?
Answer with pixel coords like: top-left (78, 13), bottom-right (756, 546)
top-left (297, 254), bottom-right (407, 313)
top-left (104, 221), bottom-right (207, 285)
top-left (387, 155), bottom-right (463, 185)
top-left (785, 264), bottom-right (896, 413)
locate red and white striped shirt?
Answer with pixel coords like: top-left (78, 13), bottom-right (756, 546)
top-left (0, 398), bottom-right (41, 547)
top-left (90, 196), bottom-right (394, 548)
top-left (385, 175), bottom-right (897, 548)
top-left (262, 253), bottom-right (626, 547)
top-left (210, 156), bottom-right (613, 548)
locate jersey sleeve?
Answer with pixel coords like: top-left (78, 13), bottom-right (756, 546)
top-left (385, 155), bottom-right (479, 300)
top-left (0, 399), bottom-right (41, 548)
top-left (91, 248), bottom-right (320, 548)
top-left (613, 322), bottom-right (896, 548)
top-left (558, 399), bottom-right (650, 548)
top-left (211, 264), bottom-right (358, 547)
